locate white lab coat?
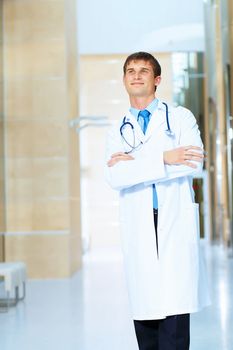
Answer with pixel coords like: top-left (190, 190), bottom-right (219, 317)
top-left (105, 100), bottom-right (210, 320)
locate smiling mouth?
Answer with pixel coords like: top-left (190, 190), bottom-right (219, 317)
top-left (131, 82), bottom-right (144, 85)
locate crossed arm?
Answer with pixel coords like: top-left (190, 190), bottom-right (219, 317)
top-left (107, 146), bottom-right (204, 168)
top-left (105, 109), bottom-right (205, 191)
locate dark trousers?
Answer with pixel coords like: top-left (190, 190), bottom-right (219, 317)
top-left (134, 314), bottom-right (190, 350)
top-left (133, 209), bottom-right (190, 350)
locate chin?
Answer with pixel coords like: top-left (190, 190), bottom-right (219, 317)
top-left (129, 88), bottom-right (145, 95)
top-left (131, 92), bottom-right (147, 97)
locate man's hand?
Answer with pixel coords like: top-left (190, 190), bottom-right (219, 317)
top-left (107, 152), bottom-right (134, 167)
top-left (163, 146), bottom-right (204, 168)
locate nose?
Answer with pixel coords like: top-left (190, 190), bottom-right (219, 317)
top-left (134, 72), bottom-right (142, 80)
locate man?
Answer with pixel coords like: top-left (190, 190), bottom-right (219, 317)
top-left (105, 52), bottom-right (210, 350)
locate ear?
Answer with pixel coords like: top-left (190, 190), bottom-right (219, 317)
top-left (155, 76), bottom-right (161, 87)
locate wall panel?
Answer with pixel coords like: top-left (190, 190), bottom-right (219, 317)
top-left (3, 0), bottom-right (82, 277)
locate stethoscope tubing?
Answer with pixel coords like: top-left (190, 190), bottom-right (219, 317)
top-left (120, 118), bottom-right (143, 153)
top-left (162, 102), bottom-right (172, 136)
top-left (120, 102), bottom-right (174, 152)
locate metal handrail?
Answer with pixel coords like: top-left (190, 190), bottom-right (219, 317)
top-left (69, 115), bottom-right (111, 131)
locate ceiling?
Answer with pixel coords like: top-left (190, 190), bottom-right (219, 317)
top-left (77, 0), bottom-right (205, 54)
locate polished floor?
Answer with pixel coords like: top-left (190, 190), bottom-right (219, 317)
top-left (0, 244), bottom-right (233, 350)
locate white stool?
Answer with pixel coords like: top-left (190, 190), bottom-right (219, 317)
top-left (0, 262), bottom-right (27, 310)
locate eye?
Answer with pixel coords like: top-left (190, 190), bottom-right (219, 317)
top-left (141, 68), bottom-right (150, 74)
top-left (127, 69), bottom-right (134, 74)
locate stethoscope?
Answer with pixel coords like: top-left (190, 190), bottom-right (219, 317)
top-left (120, 102), bottom-right (175, 153)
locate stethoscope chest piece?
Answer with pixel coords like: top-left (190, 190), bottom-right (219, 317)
top-left (165, 129), bottom-right (175, 138)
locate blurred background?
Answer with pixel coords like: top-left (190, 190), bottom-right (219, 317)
top-left (0, 0), bottom-right (233, 349)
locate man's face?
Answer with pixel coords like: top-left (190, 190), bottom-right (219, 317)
top-left (123, 60), bottom-right (161, 98)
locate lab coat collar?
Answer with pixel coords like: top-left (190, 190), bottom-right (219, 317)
top-left (124, 99), bottom-right (168, 143)
top-left (144, 99), bottom-right (167, 141)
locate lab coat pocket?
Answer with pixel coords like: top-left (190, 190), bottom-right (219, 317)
top-left (183, 203), bottom-right (200, 244)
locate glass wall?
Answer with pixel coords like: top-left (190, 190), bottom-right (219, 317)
top-left (0, 0), bottom-right (5, 261)
top-left (172, 52), bottom-right (205, 139)
top-left (172, 52), bottom-right (207, 239)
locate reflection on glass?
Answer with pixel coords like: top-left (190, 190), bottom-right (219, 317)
top-left (172, 52), bottom-right (205, 131)
top-left (172, 52), bottom-right (206, 238)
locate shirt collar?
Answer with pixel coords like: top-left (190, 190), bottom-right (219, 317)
top-left (129, 98), bottom-right (159, 119)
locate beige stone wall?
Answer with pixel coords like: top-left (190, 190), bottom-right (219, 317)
top-left (79, 53), bottom-right (173, 251)
top-left (0, 0), bottom-right (5, 262)
top-left (3, 0), bottom-right (81, 278)
top-left (229, 0), bottom-right (233, 125)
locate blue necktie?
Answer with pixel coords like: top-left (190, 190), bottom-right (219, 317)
top-left (138, 109), bottom-right (158, 209)
top-left (138, 109), bottom-right (150, 134)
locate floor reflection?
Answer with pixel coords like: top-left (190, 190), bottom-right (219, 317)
top-left (0, 244), bottom-right (232, 350)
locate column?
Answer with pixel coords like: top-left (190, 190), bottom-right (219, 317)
top-left (227, 0), bottom-right (233, 249)
top-left (203, 0), bottom-right (231, 245)
top-left (215, 0), bottom-right (230, 245)
top-left (3, 0), bottom-right (82, 278)
top-left (0, 0), bottom-right (5, 262)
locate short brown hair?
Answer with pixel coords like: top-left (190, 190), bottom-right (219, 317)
top-left (123, 52), bottom-right (161, 77)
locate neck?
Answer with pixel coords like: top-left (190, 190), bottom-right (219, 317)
top-left (129, 95), bottom-right (156, 110)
